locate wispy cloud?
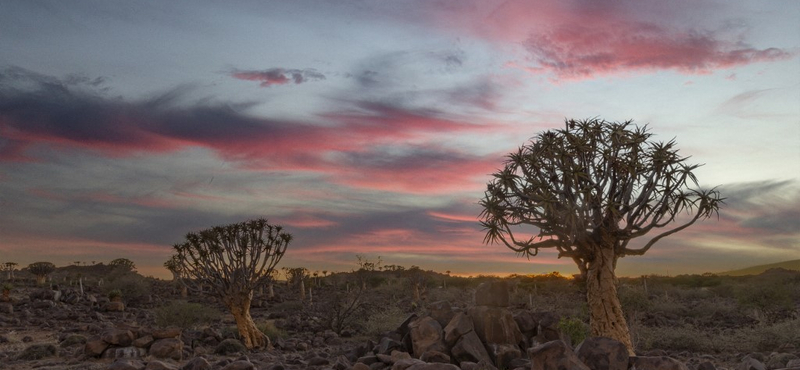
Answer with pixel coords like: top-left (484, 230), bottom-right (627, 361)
top-left (230, 68), bottom-right (326, 87)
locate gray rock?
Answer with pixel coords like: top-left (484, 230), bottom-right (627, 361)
top-left (149, 338), bottom-right (183, 361)
top-left (221, 360), bottom-right (256, 370)
top-left (107, 359), bottom-right (145, 370)
top-left (630, 356), bottom-right (689, 370)
top-left (145, 360), bottom-right (179, 370)
top-left (420, 350), bottom-right (451, 363)
top-left (443, 312), bottom-right (474, 346)
top-left (474, 281), bottom-right (509, 307)
top-left (451, 331), bottom-right (491, 365)
top-left (428, 301), bottom-right (455, 328)
top-left (408, 316), bottom-right (447, 358)
top-left (102, 329), bottom-right (136, 346)
top-left (528, 340), bottom-right (590, 370)
top-left (180, 357), bottom-right (212, 370)
top-left (575, 337), bottom-right (629, 370)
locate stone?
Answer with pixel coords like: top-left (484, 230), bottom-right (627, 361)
top-left (392, 358), bottom-right (426, 370)
top-left (443, 312), bottom-right (474, 346)
top-left (132, 335), bottom-right (154, 348)
top-left (102, 346), bottom-right (146, 359)
top-left (0, 303), bottom-right (12, 314)
top-left (467, 306), bottom-right (524, 347)
top-left (697, 361), bottom-right (716, 370)
top-left (33, 300), bottom-right (56, 309)
top-left (528, 340), bottom-right (590, 370)
top-left (107, 359), bottom-right (146, 370)
top-left (85, 336), bottom-right (111, 357)
top-left (152, 327), bottom-right (182, 339)
top-left (630, 356), bottom-right (690, 370)
top-left (145, 361), bottom-right (178, 370)
top-left (575, 337), bottom-right (629, 370)
top-left (378, 336), bottom-right (403, 355)
top-left (221, 360), bottom-right (256, 370)
top-left (149, 338), bottom-right (183, 361)
top-left (406, 364), bottom-right (461, 370)
top-left (428, 301), bottom-right (455, 328)
top-left (105, 301), bottom-right (125, 312)
top-left (353, 364), bottom-right (372, 370)
top-left (408, 316), bottom-right (447, 358)
top-left (102, 329), bottom-right (136, 346)
top-left (420, 350), bottom-right (451, 363)
top-left (451, 331), bottom-right (491, 365)
top-left (787, 359), bottom-right (800, 368)
top-left (180, 357), bottom-right (212, 370)
top-left (308, 356), bottom-right (330, 366)
top-left (487, 343), bottom-right (521, 370)
top-left (397, 313), bottom-right (419, 337)
top-left (474, 281), bottom-right (509, 307)
top-left (767, 354), bottom-right (799, 370)
top-left (215, 338), bottom-right (247, 355)
top-left (461, 360), bottom-right (499, 370)
top-left (513, 311), bottom-right (537, 333)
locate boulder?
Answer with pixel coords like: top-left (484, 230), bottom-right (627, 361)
top-left (149, 338), bottom-right (183, 361)
top-left (408, 316), bottom-right (447, 358)
top-left (451, 331), bottom-right (491, 365)
top-left (443, 312), bottom-right (474, 346)
top-left (85, 336), bottom-right (110, 357)
top-left (152, 327), bottom-right (182, 339)
top-left (474, 281), bottom-right (509, 307)
top-left (102, 346), bottom-right (146, 359)
top-left (487, 343), bottom-right (521, 370)
top-left (102, 329), bottom-right (135, 347)
top-left (145, 361), bottom-right (178, 370)
top-left (575, 337), bottom-right (629, 370)
top-left (630, 356), bottom-right (689, 370)
top-left (467, 306), bottom-right (524, 347)
top-left (420, 350), bottom-right (451, 363)
top-left (406, 364), bottom-right (460, 370)
top-left (180, 357), bottom-right (212, 370)
top-left (105, 301), bottom-right (125, 312)
top-left (221, 360), bottom-right (256, 370)
top-left (107, 359), bottom-right (146, 370)
top-left (428, 301), bottom-right (455, 328)
top-left (528, 340), bottom-right (590, 370)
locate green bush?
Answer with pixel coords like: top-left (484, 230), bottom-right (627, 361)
top-left (154, 300), bottom-right (222, 329)
top-left (618, 286), bottom-right (650, 316)
top-left (258, 320), bottom-right (287, 341)
top-left (735, 283), bottom-right (794, 322)
top-left (103, 272), bottom-right (150, 302)
top-left (558, 316), bottom-right (589, 346)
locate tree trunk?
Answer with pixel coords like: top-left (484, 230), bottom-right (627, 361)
top-left (224, 293), bottom-right (268, 349)
top-left (180, 284), bottom-right (188, 298)
top-left (268, 283), bottom-right (275, 298)
top-left (300, 280), bottom-right (306, 300)
top-left (585, 246), bottom-right (635, 355)
top-left (35, 275), bottom-right (46, 285)
top-left (413, 283), bottom-right (420, 302)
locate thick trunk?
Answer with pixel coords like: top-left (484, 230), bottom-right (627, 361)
top-left (35, 275), bottom-right (46, 285)
top-left (180, 285), bottom-right (188, 298)
top-left (225, 293), bottom-right (268, 349)
top-left (585, 246), bottom-right (635, 355)
top-left (268, 283), bottom-right (275, 298)
top-left (299, 280), bottom-right (306, 300)
top-left (413, 283), bottom-right (420, 302)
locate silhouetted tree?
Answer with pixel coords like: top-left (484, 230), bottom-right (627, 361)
top-left (171, 218), bottom-right (291, 349)
top-left (480, 118), bottom-right (723, 354)
top-left (28, 262), bottom-right (56, 285)
top-left (109, 258), bottom-right (136, 271)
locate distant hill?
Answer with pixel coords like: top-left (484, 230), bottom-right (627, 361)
top-left (718, 259), bottom-right (800, 276)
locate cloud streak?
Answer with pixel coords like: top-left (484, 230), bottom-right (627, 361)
top-left (230, 68), bottom-right (325, 87)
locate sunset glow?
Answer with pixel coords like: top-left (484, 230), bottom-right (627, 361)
top-left (1, 1), bottom-right (798, 279)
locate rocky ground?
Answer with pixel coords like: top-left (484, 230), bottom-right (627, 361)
top-left (0, 268), bottom-right (798, 370)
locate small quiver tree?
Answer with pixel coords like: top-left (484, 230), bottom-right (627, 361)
top-left (164, 255), bottom-right (188, 297)
top-left (28, 262), bottom-right (56, 285)
top-left (172, 218), bottom-right (291, 350)
top-left (479, 118), bottom-right (723, 354)
top-left (4, 262), bottom-right (18, 280)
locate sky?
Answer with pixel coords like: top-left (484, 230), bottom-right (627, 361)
top-left (1, 0), bottom-right (798, 280)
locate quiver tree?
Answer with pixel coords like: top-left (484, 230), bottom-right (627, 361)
top-left (284, 267), bottom-right (309, 300)
top-left (171, 218), bottom-right (291, 349)
top-left (28, 262), bottom-right (56, 285)
top-left (3, 262), bottom-right (17, 280)
top-left (164, 255), bottom-right (188, 297)
top-left (405, 265), bottom-right (428, 303)
top-left (480, 118), bottom-right (723, 354)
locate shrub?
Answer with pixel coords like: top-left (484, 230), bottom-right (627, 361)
top-left (735, 283), bottom-right (794, 322)
top-left (154, 300), bottom-right (222, 329)
top-left (362, 305), bottom-right (407, 336)
top-left (103, 272), bottom-right (150, 302)
top-left (258, 320), bottom-right (287, 341)
top-left (558, 316), bottom-right (589, 346)
top-left (618, 286), bottom-right (650, 317)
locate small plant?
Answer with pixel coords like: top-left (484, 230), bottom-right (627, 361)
top-left (107, 289), bottom-right (122, 302)
top-left (558, 316), bottom-right (589, 346)
top-left (154, 300), bottom-right (222, 329)
top-left (1, 283), bottom-right (11, 301)
top-left (258, 320), bottom-right (287, 341)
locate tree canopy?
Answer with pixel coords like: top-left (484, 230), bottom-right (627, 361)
top-left (480, 118), bottom-right (723, 276)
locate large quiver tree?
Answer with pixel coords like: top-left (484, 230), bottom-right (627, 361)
top-left (171, 218), bottom-right (291, 349)
top-left (480, 118), bottom-right (723, 354)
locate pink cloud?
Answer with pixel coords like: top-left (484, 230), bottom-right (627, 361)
top-left (230, 68), bottom-right (325, 87)
top-left (427, 1), bottom-right (792, 80)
